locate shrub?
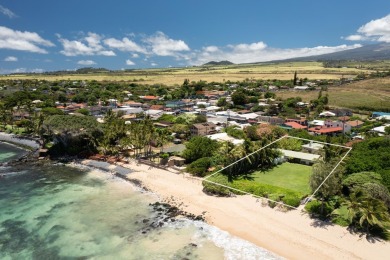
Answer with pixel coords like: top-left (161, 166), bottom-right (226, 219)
top-left (202, 180), bottom-right (232, 196)
top-left (187, 157), bottom-right (212, 177)
top-left (282, 195), bottom-right (301, 208)
top-left (305, 200), bottom-right (334, 218)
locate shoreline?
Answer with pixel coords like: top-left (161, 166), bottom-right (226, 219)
top-left (78, 158), bottom-right (390, 260)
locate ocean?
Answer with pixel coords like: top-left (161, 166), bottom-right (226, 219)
top-left (0, 141), bottom-right (281, 259)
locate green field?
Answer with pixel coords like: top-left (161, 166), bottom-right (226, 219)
top-left (248, 162), bottom-right (312, 194)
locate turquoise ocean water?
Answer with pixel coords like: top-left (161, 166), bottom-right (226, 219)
top-left (0, 142), bottom-right (281, 259)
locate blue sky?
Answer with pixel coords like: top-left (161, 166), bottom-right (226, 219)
top-left (1, 0), bottom-right (390, 73)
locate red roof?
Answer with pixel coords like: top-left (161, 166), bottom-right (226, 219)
top-left (284, 121), bottom-right (307, 129)
top-left (142, 96), bottom-right (159, 100)
top-left (308, 127), bottom-right (343, 134)
top-left (150, 105), bottom-right (164, 110)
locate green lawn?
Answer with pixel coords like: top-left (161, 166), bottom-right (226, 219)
top-left (204, 162), bottom-right (312, 207)
top-left (245, 162), bottom-right (312, 194)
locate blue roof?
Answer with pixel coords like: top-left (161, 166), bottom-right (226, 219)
top-left (372, 112), bottom-right (390, 117)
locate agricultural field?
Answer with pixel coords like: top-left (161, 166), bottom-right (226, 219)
top-left (2, 61), bottom-right (370, 85)
top-left (277, 77), bottom-right (390, 111)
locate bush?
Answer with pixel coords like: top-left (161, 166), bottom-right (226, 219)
top-left (282, 195), bottom-right (301, 208)
top-left (187, 157), bottom-right (212, 177)
top-left (305, 200), bottom-right (334, 218)
top-left (202, 180), bottom-right (232, 196)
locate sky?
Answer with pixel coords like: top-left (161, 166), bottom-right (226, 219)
top-left (1, 0), bottom-right (390, 73)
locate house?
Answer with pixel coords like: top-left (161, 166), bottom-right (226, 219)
top-left (190, 122), bottom-right (217, 136)
top-left (302, 142), bottom-right (324, 154)
top-left (330, 109), bottom-right (353, 117)
top-left (324, 120), bottom-right (352, 133)
top-left (338, 116), bottom-right (350, 122)
top-left (279, 149), bottom-right (321, 165)
top-left (150, 105), bottom-right (165, 110)
top-left (346, 120), bottom-right (364, 128)
top-left (369, 124), bottom-right (390, 136)
top-left (257, 116), bottom-right (285, 125)
top-left (283, 121), bottom-right (308, 129)
top-left (154, 121), bottom-right (173, 128)
top-left (113, 107), bottom-right (144, 115)
top-left (371, 112), bottom-right (390, 118)
top-left (206, 132), bottom-right (244, 145)
top-left (122, 101), bottom-right (143, 107)
top-left (308, 119), bottom-right (351, 135)
top-left (165, 100), bottom-right (194, 110)
top-left (308, 126), bottom-right (343, 135)
top-left (144, 109), bottom-right (164, 119)
top-left (294, 86), bottom-right (310, 91)
top-left (309, 120), bottom-right (325, 127)
top-left (140, 95), bottom-right (160, 101)
top-left (319, 111), bottom-right (336, 117)
top-left (207, 116), bottom-right (228, 126)
top-left (285, 118), bottom-right (308, 126)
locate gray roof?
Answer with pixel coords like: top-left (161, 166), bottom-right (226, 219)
top-left (280, 149), bottom-right (321, 162)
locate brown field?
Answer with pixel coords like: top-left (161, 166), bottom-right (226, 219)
top-left (277, 78), bottom-right (390, 111)
top-left (1, 61), bottom-right (368, 85)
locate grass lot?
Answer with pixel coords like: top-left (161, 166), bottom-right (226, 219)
top-left (205, 162), bottom-right (312, 207)
top-left (277, 77), bottom-right (390, 111)
top-left (248, 163), bottom-right (312, 194)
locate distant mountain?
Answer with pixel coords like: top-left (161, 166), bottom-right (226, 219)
top-left (283, 43), bottom-right (390, 61)
top-left (203, 60), bottom-right (234, 66)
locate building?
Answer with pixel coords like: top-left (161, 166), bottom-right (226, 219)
top-left (279, 149), bottom-right (321, 165)
top-left (257, 116), bottom-right (285, 125)
top-left (302, 142), bottom-right (324, 154)
top-left (207, 132), bottom-right (244, 145)
top-left (283, 121), bottom-right (308, 130)
top-left (190, 122), bottom-right (217, 136)
top-left (330, 109), bottom-right (353, 117)
top-left (346, 120), bottom-right (364, 128)
top-left (294, 86), bottom-right (310, 91)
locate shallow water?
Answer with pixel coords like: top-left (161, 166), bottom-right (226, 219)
top-left (0, 143), bottom-right (281, 259)
top-left (0, 141), bottom-right (28, 163)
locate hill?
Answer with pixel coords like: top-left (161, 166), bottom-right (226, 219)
top-left (283, 43), bottom-right (390, 62)
top-left (203, 60), bottom-right (234, 66)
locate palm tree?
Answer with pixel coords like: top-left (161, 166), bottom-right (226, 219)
top-left (340, 190), bottom-right (390, 234)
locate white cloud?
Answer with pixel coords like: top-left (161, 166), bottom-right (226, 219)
top-left (0, 26), bottom-right (54, 53)
top-left (230, 42), bottom-right (267, 52)
top-left (58, 32), bottom-right (116, 56)
top-left (77, 60), bottom-right (96, 65)
top-left (191, 42), bottom-right (362, 65)
top-left (104, 37), bottom-right (147, 53)
top-left (344, 34), bottom-right (367, 41)
top-left (345, 14), bottom-right (390, 43)
top-left (4, 56), bottom-right (18, 62)
top-left (0, 5), bottom-right (16, 18)
top-left (126, 59), bottom-right (135, 65)
top-left (151, 62), bottom-right (157, 66)
top-left (144, 31), bottom-right (190, 56)
top-left (132, 53), bottom-right (139, 58)
top-left (0, 67), bottom-right (44, 74)
top-left (203, 46), bottom-right (220, 52)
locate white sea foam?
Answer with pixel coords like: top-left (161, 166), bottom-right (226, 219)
top-left (166, 219), bottom-right (283, 260)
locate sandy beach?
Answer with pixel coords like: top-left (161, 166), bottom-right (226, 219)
top-left (81, 159), bottom-right (390, 260)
